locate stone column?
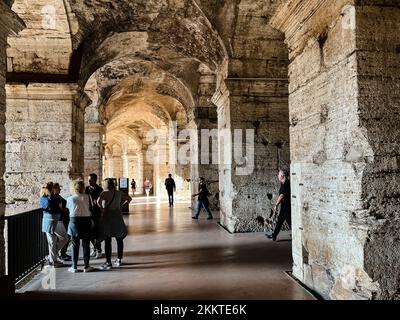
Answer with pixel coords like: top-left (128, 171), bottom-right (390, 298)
top-left (127, 153), bottom-right (137, 180)
top-left (271, 0), bottom-right (400, 300)
top-left (106, 154), bottom-right (114, 178)
top-left (190, 72), bottom-right (219, 210)
top-left (213, 24), bottom-right (290, 233)
top-left (122, 152), bottom-right (129, 178)
top-left (137, 151), bottom-right (144, 194)
top-left (112, 155), bottom-right (123, 179)
top-left (0, 0), bottom-right (24, 278)
top-left (142, 145), bottom-right (154, 196)
top-left (5, 83), bottom-right (86, 214)
top-left (84, 123), bottom-right (104, 180)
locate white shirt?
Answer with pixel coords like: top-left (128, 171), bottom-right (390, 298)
top-left (66, 194), bottom-right (92, 217)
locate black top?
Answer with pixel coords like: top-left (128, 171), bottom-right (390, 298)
top-left (279, 179), bottom-right (291, 213)
top-left (49, 194), bottom-right (64, 221)
top-left (85, 185), bottom-right (103, 200)
top-left (56, 194), bottom-right (68, 223)
top-left (85, 184), bottom-right (103, 215)
top-left (131, 180), bottom-right (136, 189)
top-left (198, 183), bottom-right (211, 204)
top-left (165, 178), bottom-right (176, 191)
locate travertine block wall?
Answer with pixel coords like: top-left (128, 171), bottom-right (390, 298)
top-left (5, 83), bottom-right (85, 214)
top-left (190, 73), bottom-right (219, 210)
top-left (84, 123), bottom-right (103, 181)
top-left (224, 77), bottom-right (289, 232)
top-left (356, 4), bottom-right (400, 300)
top-left (0, 3), bottom-right (24, 276)
top-left (216, 6), bottom-right (290, 232)
top-left (271, 0), bottom-right (400, 300)
top-left (7, 0), bottom-right (72, 74)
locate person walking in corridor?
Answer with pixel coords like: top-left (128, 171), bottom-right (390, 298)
top-left (165, 174), bottom-right (176, 207)
top-left (131, 178), bottom-right (136, 196)
top-left (144, 178), bottom-right (152, 197)
top-left (192, 177), bottom-right (213, 220)
top-left (98, 178), bottom-right (132, 270)
top-left (39, 182), bottom-right (68, 268)
top-left (266, 170), bottom-right (291, 241)
top-left (85, 173), bottom-right (104, 259)
top-left (66, 180), bottom-right (96, 273)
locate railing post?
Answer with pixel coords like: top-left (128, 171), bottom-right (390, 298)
top-left (0, 217), bottom-right (15, 298)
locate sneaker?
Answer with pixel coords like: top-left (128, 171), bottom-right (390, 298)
top-left (100, 262), bottom-right (112, 270)
top-left (266, 234), bottom-right (277, 241)
top-left (84, 266), bottom-right (96, 273)
top-left (207, 216), bottom-right (213, 220)
top-left (192, 216), bottom-right (198, 220)
top-left (68, 267), bottom-right (78, 273)
top-left (114, 259), bottom-right (122, 268)
top-left (95, 251), bottom-right (104, 259)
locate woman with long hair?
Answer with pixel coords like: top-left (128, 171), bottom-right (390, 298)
top-left (66, 180), bottom-right (95, 273)
top-left (98, 178), bottom-right (132, 270)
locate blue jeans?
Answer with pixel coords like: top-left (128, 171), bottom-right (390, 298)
top-left (194, 200), bottom-right (213, 218)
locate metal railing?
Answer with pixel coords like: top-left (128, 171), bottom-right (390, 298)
top-left (2, 209), bottom-right (47, 283)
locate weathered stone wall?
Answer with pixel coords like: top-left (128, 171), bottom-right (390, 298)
top-left (0, 2), bottom-right (24, 276)
top-left (273, 0), bottom-right (372, 300)
top-left (271, 0), bottom-right (400, 300)
top-left (7, 0), bottom-right (72, 74)
top-left (216, 0), bottom-right (290, 233)
top-left (5, 83), bottom-right (85, 214)
top-left (357, 3), bottom-right (400, 300)
top-left (84, 123), bottom-right (103, 181)
top-left (190, 72), bottom-right (219, 210)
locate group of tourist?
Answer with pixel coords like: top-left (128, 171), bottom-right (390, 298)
top-left (38, 169), bottom-right (290, 273)
top-left (39, 174), bottom-right (132, 273)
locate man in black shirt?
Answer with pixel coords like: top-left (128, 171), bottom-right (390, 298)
top-left (131, 179), bottom-right (137, 196)
top-left (165, 174), bottom-right (176, 207)
top-left (86, 173), bottom-right (104, 258)
top-left (267, 170), bottom-right (291, 241)
top-left (192, 177), bottom-right (213, 220)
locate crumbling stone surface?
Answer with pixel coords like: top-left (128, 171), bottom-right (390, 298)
top-left (7, 0), bottom-right (72, 74)
top-left (0, 0), bottom-right (24, 275)
top-left (5, 83), bottom-right (86, 214)
top-left (215, 0), bottom-right (290, 233)
top-left (356, 5), bottom-right (400, 300)
top-left (272, 0), bottom-right (400, 300)
top-left (2, 0), bottom-right (400, 301)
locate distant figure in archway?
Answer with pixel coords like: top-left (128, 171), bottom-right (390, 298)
top-left (192, 177), bottom-right (213, 220)
top-left (165, 174), bottom-right (176, 207)
top-left (131, 179), bottom-right (136, 196)
top-left (144, 178), bottom-right (152, 197)
top-left (266, 170), bottom-right (291, 241)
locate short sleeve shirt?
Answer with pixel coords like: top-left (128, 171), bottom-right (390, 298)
top-left (66, 194), bottom-right (92, 217)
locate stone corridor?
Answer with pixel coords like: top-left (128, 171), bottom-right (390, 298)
top-left (17, 200), bottom-right (312, 300)
top-left (1, 0), bottom-right (400, 300)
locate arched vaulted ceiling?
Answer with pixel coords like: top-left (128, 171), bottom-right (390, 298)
top-left (7, 0), bottom-right (287, 78)
top-left (89, 58), bottom-right (196, 126)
